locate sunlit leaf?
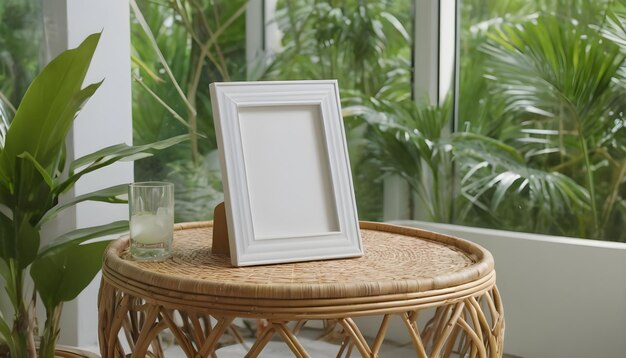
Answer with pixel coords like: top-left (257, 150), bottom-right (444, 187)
top-left (0, 33), bottom-right (101, 178)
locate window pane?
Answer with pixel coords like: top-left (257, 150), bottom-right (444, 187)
top-left (264, 0), bottom-right (414, 221)
top-left (131, 0), bottom-right (414, 222)
top-left (131, 0), bottom-right (248, 221)
top-left (456, 0), bottom-right (626, 241)
top-left (0, 0), bottom-right (42, 114)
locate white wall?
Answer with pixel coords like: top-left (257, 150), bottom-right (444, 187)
top-left (43, 0), bottom-right (133, 347)
top-left (397, 221), bottom-right (626, 358)
top-left (68, 0), bottom-right (133, 347)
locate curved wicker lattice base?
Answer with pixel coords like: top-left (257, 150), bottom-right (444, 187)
top-left (54, 346), bottom-right (100, 358)
top-left (98, 279), bottom-right (504, 358)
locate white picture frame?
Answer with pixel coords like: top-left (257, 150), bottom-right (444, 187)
top-left (210, 80), bottom-right (362, 266)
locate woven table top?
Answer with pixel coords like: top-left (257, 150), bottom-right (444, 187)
top-left (103, 221), bottom-right (494, 301)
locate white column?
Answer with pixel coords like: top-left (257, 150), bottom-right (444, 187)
top-left (382, 175), bottom-right (411, 221)
top-left (246, 0), bottom-right (282, 79)
top-left (42, 0), bottom-right (133, 347)
top-left (413, 0), bottom-right (440, 105)
top-left (438, 0), bottom-right (457, 105)
top-left (385, 0), bottom-right (451, 221)
top-left (245, 0), bottom-right (264, 74)
top-left (405, 0), bottom-right (457, 221)
top-left (413, 0), bottom-right (456, 105)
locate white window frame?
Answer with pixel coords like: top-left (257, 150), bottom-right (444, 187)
top-left (42, 0), bottom-right (626, 356)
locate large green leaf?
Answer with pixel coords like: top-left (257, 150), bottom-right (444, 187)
top-left (15, 219), bottom-right (39, 270)
top-left (0, 311), bottom-right (11, 351)
top-left (32, 220), bottom-right (128, 311)
top-left (69, 134), bottom-right (189, 173)
top-left (57, 134), bottom-right (188, 194)
top-left (0, 212), bottom-right (11, 261)
top-left (31, 239), bottom-right (111, 311)
top-left (14, 154), bottom-right (53, 217)
top-left (347, 97), bottom-right (455, 221)
top-left (38, 220), bottom-right (128, 255)
top-left (0, 155), bottom-right (49, 270)
top-left (38, 184), bottom-right (129, 227)
top-left (18, 152), bottom-right (54, 189)
top-left (0, 33), bottom-right (101, 179)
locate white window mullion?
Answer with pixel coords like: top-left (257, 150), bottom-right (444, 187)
top-left (413, 0), bottom-right (441, 106)
top-left (246, 0), bottom-right (264, 76)
top-left (385, 0), bottom-right (456, 221)
top-left (246, 0), bottom-right (282, 79)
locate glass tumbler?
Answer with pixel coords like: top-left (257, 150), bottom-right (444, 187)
top-left (128, 182), bottom-right (174, 261)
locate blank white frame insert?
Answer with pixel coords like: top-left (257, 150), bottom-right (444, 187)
top-left (210, 80), bottom-right (362, 266)
top-left (238, 105), bottom-right (339, 239)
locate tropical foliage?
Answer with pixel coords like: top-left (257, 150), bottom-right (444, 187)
top-left (454, 0), bottom-right (626, 240)
top-left (128, 0), bottom-right (625, 241)
top-left (264, 0), bottom-right (412, 220)
top-left (358, 0), bottom-right (625, 241)
top-left (131, 0), bottom-right (412, 221)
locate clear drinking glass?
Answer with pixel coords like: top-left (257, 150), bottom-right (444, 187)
top-left (129, 182), bottom-right (174, 261)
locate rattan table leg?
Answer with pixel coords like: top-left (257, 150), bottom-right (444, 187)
top-left (331, 288), bottom-right (504, 358)
top-left (99, 281), bottom-right (167, 358)
top-left (161, 310), bottom-right (196, 357)
top-left (371, 314), bottom-right (391, 355)
top-left (245, 325), bottom-right (275, 358)
top-left (401, 311), bottom-right (428, 358)
top-left (197, 317), bottom-right (235, 357)
top-left (272, 322), bottom-right (310, 358)
top-left (336, 335), bottom-right (352, 358)
top-left (99, 280), bottom-right (504, 357)
top-left (431, 302), bottom-right (466, 356)
top-left (413, 287), bottom-right (504, 358)
top-left (338, 318), bottom-right (374, 357)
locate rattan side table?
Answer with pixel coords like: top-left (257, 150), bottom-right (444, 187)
top-left (98, 221), bottom-right (504, 357)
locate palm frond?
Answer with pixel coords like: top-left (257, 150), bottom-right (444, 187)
top-left (484, 15), bottom-right (625, 137)
top-left (453, 132), bottom-right (590, 234)
top-left (601, 3), bottom-right (626, 48)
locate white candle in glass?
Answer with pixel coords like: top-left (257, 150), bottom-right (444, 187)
top-left (128, 182), bottom-right (174, 261)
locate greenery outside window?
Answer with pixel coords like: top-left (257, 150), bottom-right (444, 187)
top-left (0, 0), bottom-right (42, 122)
top-left (129, 0), bottom-right (626, 242)
top-left (451, 0), bottom-right (626, 241)
top-left (130, 0), bottom-right (412, 222)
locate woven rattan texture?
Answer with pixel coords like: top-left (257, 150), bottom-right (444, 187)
top-left (105, 222), bottom-right (493, 300)
top-left (135, 228), bottom-right (471, 284)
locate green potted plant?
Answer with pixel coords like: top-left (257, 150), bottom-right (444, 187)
top-left (0, 33), bottom-right (186, 357)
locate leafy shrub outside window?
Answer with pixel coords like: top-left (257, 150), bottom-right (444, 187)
top-left (129, 0), bottom-right (626, 242)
